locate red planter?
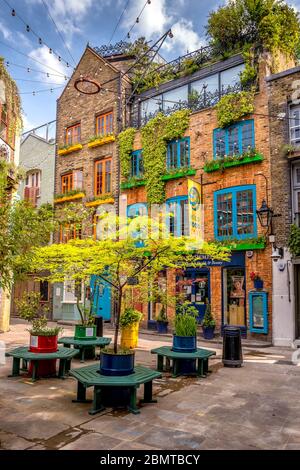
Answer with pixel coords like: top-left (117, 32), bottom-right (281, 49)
top-left (28, 335), bottom-right (58, 378)
top-left (29, 334), bottom-right (58, 353)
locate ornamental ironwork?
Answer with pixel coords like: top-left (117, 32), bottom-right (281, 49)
top-left (93, 41), bottom-right (133, 58)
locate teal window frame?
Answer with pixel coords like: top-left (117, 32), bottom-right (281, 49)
top-left (214, 185), bottom-right (257, 241)
top-left (166, 196), bottom-right (189, 237)
top-left (167, 137), bottom-right (190, 169)
top-left (127, 202), bottom-right (148, 246)
top-left (131, 150), bottom-right (143, 177)
top-left (213, 120), bottom-right (255, 158)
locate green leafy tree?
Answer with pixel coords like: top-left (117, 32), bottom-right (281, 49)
top-left (31, 215), bottom-right (230, 353)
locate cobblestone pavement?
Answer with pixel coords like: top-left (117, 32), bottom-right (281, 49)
top-left (0, 319), bottom-right (300, 450)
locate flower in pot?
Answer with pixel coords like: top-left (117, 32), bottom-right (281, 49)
top-left (16, 291), bottom-right (63, 352)
top-left (173, 302), bottom-right (198, 352)
top-left (156, 305), bottom-right (169, 334)
top-left (201, 303), bottom-right (216, 340)
top-left (250, 272), bottom-right (263, 289)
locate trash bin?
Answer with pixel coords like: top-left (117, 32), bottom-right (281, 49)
top-left (95, 316), bottom-right (103, 337)
top-left (222, 326), bottom-right (243, 367)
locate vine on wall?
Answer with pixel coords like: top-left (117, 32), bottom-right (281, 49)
top-left (0, 58), bottom-right (22, 148)
top-left (118, 127), bottom-right (136, 179)
top-left (288, 224), bottom-right (300, 257)
top-left (216, 90), bottom-right (255, 128)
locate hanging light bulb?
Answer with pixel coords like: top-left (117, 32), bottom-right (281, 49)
top-left (39, 37), bottom-right (42, 45)
top-left (26, 25), bottom-right (30, 32)
top-left (147, 0), bottom-right (151, 3)
top-left (66, 62), bottom-right (69, 67)
top-left (50, 88), bottom-right (53, 93)
top-left (127, 32), bottom-right (130, 39)
top-left (47, 73), bottom-right (50, 77)
top-left (136, 17), bottom-right (139, 23)
top-left (49, 48), bottom-right (52, 54)
top-left (33, 91), bottom-right (35, 96)
top-left (27, 67), bottom-right (30, 73)
top-left (6, 61), bottom-right (9, 67)
top-left (64, 76), bottom-right (67, 80)
top-left (168, 30), bottom-right (174, 39)
top-left (11, 9), bottom-right (16, 16)
top-left (58, 56), bottom-right (61, 62)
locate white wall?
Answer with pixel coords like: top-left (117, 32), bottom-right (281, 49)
top-left (272, 248), bottom-right (296, 347)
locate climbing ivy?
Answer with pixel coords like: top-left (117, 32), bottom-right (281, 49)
top-left (0, 58), bottom-right (22, 147)
top-left (288, 224), bottom-right (300, 258)
top-left (141, 109), bottom-right (191, 204)
top-left (118, 127), bottom-right (136, 179)
top-left (216, 90), bottom-right (255, 128)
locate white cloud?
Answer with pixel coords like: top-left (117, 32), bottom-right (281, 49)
top-left (28, 45), bottom-right (68, 84)
top-left (164, 19), bottom-right (204, 54)
top-left (0, 20), bottom-right (13, 41)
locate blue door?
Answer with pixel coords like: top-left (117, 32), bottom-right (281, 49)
top-left (90, 275), bottom-right (111, 320)
top-left (176, 268), bottom-right (210, 323)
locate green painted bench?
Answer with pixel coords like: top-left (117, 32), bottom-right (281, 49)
top-left (151, 346), bottom-right (216, 377)
top-left (58, 336), bottom-right (111, 362)
top-left (6, 346), bottom-right (78, 382)
top-left (70, 363), bottom-right (162, 415)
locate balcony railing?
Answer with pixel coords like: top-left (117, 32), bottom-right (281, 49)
top-left (133, 81), bottom-right (247, 127)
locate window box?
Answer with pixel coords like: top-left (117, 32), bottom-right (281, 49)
top-left (88, 134), bottom-right (115, 148)
top-left (54, 192), bottom-right (85, 204)
top-left (121, 179), bottom-right (146, 190)
top-left (204, 153), bottom-right (263, 173)
top-left (228, 241), bottom-right (266, 251)
top-left (162, 168), bottom-right (196, 181)
top-left (58, 143), bottom-right (83, 156)
top-left (86, 197), bottom-right (114, 207)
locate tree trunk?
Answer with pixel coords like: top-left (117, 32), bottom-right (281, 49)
top-left (113, 288), bottom-right (122, 353)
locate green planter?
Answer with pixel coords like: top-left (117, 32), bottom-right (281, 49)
top-left (120, 179), bottom-right (146, 189)
top-left (161, 169), bottom-right (196, 181)
top-left (204, 154), bottom-right (263, 173)
top-left (228, 242), bottom-right (266, 251)
top-left (74, 325), bottom-right (97, 340)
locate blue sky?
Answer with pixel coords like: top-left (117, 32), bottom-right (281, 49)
top-left (0, 0), bottom-right (299, 135)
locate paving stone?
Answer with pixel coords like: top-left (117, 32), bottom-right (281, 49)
top-left (136, 426), bottom-right (205, 450)
top-left (59, 432), bottom-right (122, 450)
top-left (0, 431), bottom-right (33, 450)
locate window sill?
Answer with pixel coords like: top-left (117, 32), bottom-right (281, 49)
top-left (87, 135), bottom-right (115, 148)
top-left (204, 154), bottom-right (263, 173)
top-left (162, 168), bottom-right (196, 181)
top-left (54, 192), bottom-right (85, 204)
top-left (58, 144), bottom-right (83, 156)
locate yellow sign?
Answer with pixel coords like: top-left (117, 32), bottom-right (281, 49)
top-left (188, 178), bottom-right (203, 246)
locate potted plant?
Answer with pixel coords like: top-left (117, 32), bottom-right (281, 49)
top-left (16, 291), bottom-right (63, 377)
top-left (202, 303), bottom-right (216, 340)
top-left (120, 308), bottom-right (143, 349)
top-left (73, 281), bottom-right (97, 340)
top-left (156, 305), bottom-right (169, 334)
top-left (172, 302), bottom-right (198, 353)
top-left (250, 272), bottom-right (264, 289)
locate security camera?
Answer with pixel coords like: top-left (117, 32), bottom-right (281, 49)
top-left (271, 246), bottom-right (284, 262)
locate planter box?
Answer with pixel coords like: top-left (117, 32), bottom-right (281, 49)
top-left (204, 154), bottom-right (263, 173)
top-left (172, 335), bottom-right (197, 353)
top-left (120, 322), bottom-right (139, 349)
top-left (58, 144), bottom-right (83, 156)
top-left (29, 334), bottom-right (58, 353)
top-left (202, 326), bottom-right (215, 340)
top-left (88, 135), bottom-right (115, 148)
top-left (74, 325), bottom-right (97, 340)
top-left (100, 351), bottom-right (135, 376)
top-left (254, 279), bottom-right (264, 289)
top-left (157, 321), bottom-right (168, 334)
top-left (54, 192), bottom-right (85, 204)
top-left (85, 197), bottom-right (114, 207)
top-left (161, 169), bottom-right (196, 181)
top-left (121, 179), bottom-right (146, 190)
top-left (228, 241), bottom-right (266, 251)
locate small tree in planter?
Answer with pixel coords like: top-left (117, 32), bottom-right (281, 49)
top-left (32, 215), bottom-right (229, 375)
top-left (202, 303), bottom-right (216, 340)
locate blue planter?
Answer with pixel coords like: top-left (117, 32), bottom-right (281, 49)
top-left (157, 321), bottom-right (168, 334)
top-left (172, 335), bottom-right (197, 353)
top-left (99, 351), bottom-right (134, 376)
top-left (254, 279), bottom-right (264, 289)
top-left (202, 326), bottom-right (215, 340)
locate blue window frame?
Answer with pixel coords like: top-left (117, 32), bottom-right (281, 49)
top-left (127, 203), bottom-right (148, 246)
top-left (166, 196), bottom-right (189, 237)
top-left (214, 185), bottom-right (257, 240)
top-left (131, 150), bottom-right (143, 177)
top-left (167, 137), bottom-right (190, 169)
top-left (213, 120), bottom-right (255, 158)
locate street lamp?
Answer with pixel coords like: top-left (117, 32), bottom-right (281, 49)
top-left (256, 199), bottom-right (274, 229)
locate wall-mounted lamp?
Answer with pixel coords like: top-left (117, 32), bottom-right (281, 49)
top-left (256, 199), bottom-right (273, 229)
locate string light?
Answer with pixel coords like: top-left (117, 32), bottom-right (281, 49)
top-left (4, 58), bottom-right (70, 79)
top-left (26, 25), bottom-right (30, 32)
top-left (11, 8), bottom-right (15, 16)
top-left (123, 0), bottom-right (151, 41)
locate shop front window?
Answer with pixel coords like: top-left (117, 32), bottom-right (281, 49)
top-left (223, 268), bottom-right (246, 326)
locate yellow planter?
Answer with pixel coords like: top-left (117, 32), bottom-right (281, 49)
top-left (54, 192), bottom-right (85, 204)
top-left (85, 197), bottom-right (114, 207)
top-left (58, 144), bottom-right (83, 156)
top-left (120, 322), bottom-right (139, 349)
top-left (88, 135), bottom-right (115, 148)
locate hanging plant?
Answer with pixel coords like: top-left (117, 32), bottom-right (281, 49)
top-left (141, 109), bottom-right (190, 204)
top-left (118, 127), bottom-right (136, 179)
top-left (0, 58), bottom-right (22, 148)
top-left (216, 90), bottom-right (255, 128)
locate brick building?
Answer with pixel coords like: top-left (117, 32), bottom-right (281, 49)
top-left (266, 66), bottom-right (300, 346)
top-left (52, 45), bottom-right (132, 322)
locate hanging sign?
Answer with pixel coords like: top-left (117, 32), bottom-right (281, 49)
top-left (188, 178), bottom-right (203, 246)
